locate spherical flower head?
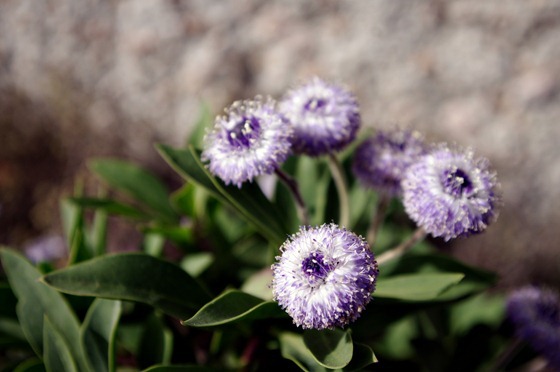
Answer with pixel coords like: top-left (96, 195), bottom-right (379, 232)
top-left (352, 129), bottom-right (428, 197)
top-left (279, 77), bottom-right (361, 156)
top-left (401, 145), bottom-right (501, 241)
top-left (271, 223), bottom-right (378, 330)
top-left (201, 97), bottom-right (292, 187)
top-left (507, 286), bottom-right (560, 369)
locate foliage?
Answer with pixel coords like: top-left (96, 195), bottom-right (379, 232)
top-left (0, 108), bottom-right (518, 372)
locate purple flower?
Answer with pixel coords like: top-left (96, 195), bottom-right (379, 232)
top-left (24, 235), bottom-right (67, 264)
top-left (271, 223), bottom-right (378, 329)
top-left (202, 97), bottom-right (292, 187)
top-left (401, 145), bottom-right (501, 241)
top-left (507, 286), bottom-right (560, 369)
top-left (352, 129), bottom-right (428, 197)
top-left (279, 77), bottom-right (360, 156)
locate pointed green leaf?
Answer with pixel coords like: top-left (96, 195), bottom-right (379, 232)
top-left (279, 332), bottom-right (326, 372)
top-left (81, 299), bottom-right (122, 372)
top-left (0, 249), bottom-right (87, 370)
top-left (183, 290), bottom-right (286, 327)
top-left (345, 342), bottom-right (378, 371)
top-left (378, 252), bottom-right (496, 300)
top-left (69, 197), bottom-right (150, 220)
top-left (374, 273), bottom-right (465, 301)
top-left (303, 329), bottom-right (353, 369)
top-left (156, 144), bottom-right (287, 244)
top-left (60, 198), bottom-right (92, 264)
top-left (42, 253), bottom-right (211, 319)
top-left (89, 159), bottom-right (177, 222)
top-left (43, 316), bottom-right (78, 372)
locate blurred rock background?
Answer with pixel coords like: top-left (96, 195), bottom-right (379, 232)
top-left (1, 0), bottom-right (559, 287)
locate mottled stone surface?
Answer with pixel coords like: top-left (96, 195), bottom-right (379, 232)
top-left (1, 0), bottom-right (559, 286)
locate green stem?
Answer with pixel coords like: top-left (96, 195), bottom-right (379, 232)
top-left (377, 227), bottom-right (426, 265)
top-left (366, 194), bottom-right (390, 246)
top-left (327, 153), bottom-right (350, 227)
top-left (275, 168), bottom-right (309, 225)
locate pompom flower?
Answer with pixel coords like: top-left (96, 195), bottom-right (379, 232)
top-left (271, 223), bottom-right (378, 330)
top-left (279, 77), bottom-right (360, 156)
top-left (352, 129), bottom-right (427, 197)
top-left (202, 97), bottom-right (292, 187)
top-left (507, 286), bottom-right (560, 369)
top-left (401, 145), bottom-right (501, 241)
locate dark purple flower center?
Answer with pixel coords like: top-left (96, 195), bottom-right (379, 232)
top-left (301, 251), bottom-right (332, 281)
top-left (441, 168), bottom-right (474, 197)
top-left (227, 116), bottom-right (261, 148)
top-left (304, 98), bottom-right (328, 112)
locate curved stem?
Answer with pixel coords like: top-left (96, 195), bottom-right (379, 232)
top-left (275, 168), bottom-right (309, 225)
top-left (377, 227), bottom-right (426, 265)
top-left (367, 194), bottom-right (390, 246)
top-left (327, 153), bottom-right (350, 227)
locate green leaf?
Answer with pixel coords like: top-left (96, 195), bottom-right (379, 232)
top-left (141, 226), bottom-right (193, 248)
top-left (0, 249), bottom-right (87, 370)
top-left (89, 159), bottom-right (177, 222)
top-left (379, 253), bottom-right (496, 300)
top-left (345, 342), bottom-right (378, 371)
top-left (81, 299), bottom-right (122, 372)
top-left (69, 197), bottom-right (150, 220)
top-left (41, 253), bottom-right (211, 319)
top-left (60, 198), bottom-right (92, 264)
top-left (89, 205), bottom-right (108, 257)
top-left (303, 329), bottom-right (353, 369)
top-left (180, 252), bottom-right (214, 278)
top-left (142, 232), bottom-right (166, 257)
top-left (279, 332), bottom-right (326, 372)
top-left (187, 102), bottom-right (213, 149)
top-left (450, 293), bottom-right (505, 335)
top-left (138, 314), bottom-right (174, 369)
top-left (183, 290), bottom-right (286, 327)
top-left (240, 268), bottom-right (273, 300)
top-left (156, 144), bottom-right (288, 244)
top-left (374, 273), bottom-right (465, 301)
top-left (43, 316), bottom-right (78, 372)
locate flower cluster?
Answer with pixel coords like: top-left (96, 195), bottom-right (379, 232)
top-left (271, 223), bottom-right (378, 329)
top-left (202, 77), bottom-right (502, 329)
top-left (507, 286), bottom-right (560, 369)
